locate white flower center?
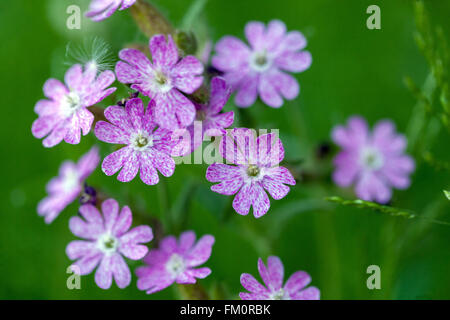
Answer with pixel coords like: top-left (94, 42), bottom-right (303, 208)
top-left (250, 50), bottom-right (272, 72)
top-left (62, 169), bottom-right (80, 193)
top-left (360, 147), bottom-right (384, 171)
top-left (97, 233), bottom-right (119, 255)
top-left (270, 288), bottom-right (290, 300)
top-left (131, 132), bottom-right (153, 151)
top-left (61, 91), bottom-right (82, 117)
top-left (152, 70), bottom-right (172, 93)
top-left (166, 253), bottom-right (186, 277)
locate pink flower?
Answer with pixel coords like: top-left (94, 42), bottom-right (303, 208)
top-left (136, 231), bottom-right (214, 294)
top-left (332, 116), bottom-right (415, 203)
top-left (86, 0), bottom-right (136, 22)
top-left (206, 128), bottom-right (296, 218)
top-left (172, 77), bottom-right (234, 156)
top-left (212, 20), bottom-right (311, 108)
top-left (240, 256), bottom-right (320, 300)
top-left (32, 64), bottom-right (116, 147)
top-left (67, 198), bottom-right (153, 289)
top-left (94, 98), bottom-right (177, 185)
top-left (115, 34), bottom-right (204, 130)
top-left (38, 146), bottom-right (100, 224)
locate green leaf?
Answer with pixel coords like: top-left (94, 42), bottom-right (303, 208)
top-left (444, 190), bottom-right (450, 200)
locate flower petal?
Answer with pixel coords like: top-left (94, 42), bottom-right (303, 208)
top-left (240, 273), bottom-right (267, 294)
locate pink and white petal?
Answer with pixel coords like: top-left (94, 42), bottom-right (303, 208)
top-left (208, 77), bottom-right (231, 114)
top-left (76, 108), bottom-right (94, 136)
top-left (171, 56), bottom-right (204, 93)
top-left (43, 78), bottom-right (68, 100)
top-left (102, 147), bottom-right (132, 176)
top-left (232, 183), bottom-right (253, 216)
top-left (332, 116), bottom-right (369, 149)
top-left (169, 90), bottom-right (197, 127)
top-left (125, 98), bottom-right (145, 131)
top-left (66, 240), bottom-right (98, 260)
top-left (154, 94), bottom-right (180, 130)
top-left (136, 267), bottom-right (174, 294)
top-left (139, 152), bottom-right (160, 185)
top-left (42, 120), bottom-right (69, 148)
top-left (211, 177), bottom-right (244, 195)
top-left (206, 163), bottom-right (241, 182)
top-left (186, 267), bottom-right (211, 279)
top-left (257, 132), bottom-right (285, 166)
top-left (230, 128), bottom-right (258, 164)
top-left (382, 155), bottom-right (415, 189)
top-left (213, 36), bottom-right (250, 70)
top-left (257, 258), bottom-right (272, 289)
top-left (251, 183), bottom-right (271, 218)
top-left (275, 51), bottom-right (312, 73)
top-left (265, 20), bottom-right (287, 51)
top-left (178, 231), bottom-right (196, 254)
top-left (234, 74), bottom-right (258, 108)
top-left (79, 203), bottom-right (103, 225)
top-left (64, 64), bottom-right (83, 91)
top-left (245, 21), bottom-right (266, 51)
top-left (176, 271), bottom-right (197, 284)
top-left (185, 235), bottom-right (215, 268)
top-left (283, 271), bottom-right (311, 295)
top-left (101, 198), bottom-right (119, 232)
top-left (291, 286), bottom-right (320, 300)
top-left (207, 111), bottom-right (234, 131)
top-left (120, 243), bottom-right (149, 260)
top-left (280, 31), bottom-right (307, 52)
top-left (93, 70), bottom-right (116, 90)
top-left (72, 252), bottom-right (103, 275)
top-left (273, 71), bottom-right (300, 100)
top-left (262, 176), bottom-right (290, 200)
top-left (120, 0), bottom-right (136, 10)
top-left (355, 172), bottom-right (392, 204)
top-left (104, 105), bottom-right (134, 133)
top-left (268, 166), bottom-right (296, 186)
top-left (372, 120), bottom-right (407, 155)
top-left (69, 216), bottom-right (104, 240)
top-left (240, 273), bottom-right (267, 294)
top-left (160, 236), bottom-right (178, 254)
top-left (151, 150), bottom-right (175, 177)
top-left (115, 60), bottom-right (145, 84)
top-left (34, 99), bottom-right (56, 116)
top-left (332, 151), bottom-right (360, 187)
top-left (120, 225), bottom-right (153, 246)
top-left (94, 121), bottom-right (129, 144)
top-left (258, 73), bottom-right (283, 108)
top-left (63, 116), bottom-right (82, 145)
top-left (117, 151), bottom-right (140, 182)
top-left (150, 34), bottom-right (178, 68)
top-left (266, 256), bottom-right (284, 290)
top-left (32, 115), bottom-right (59, 139)
top-left (111, 253), bottom-right (132, 289)
top-left (95, 255), bottom-right (113, 289)
top-left (112, 205), bottom-right (133, 237)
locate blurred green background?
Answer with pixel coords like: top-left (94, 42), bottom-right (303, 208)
top-left (1, 0), bottom-right (450, 299)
